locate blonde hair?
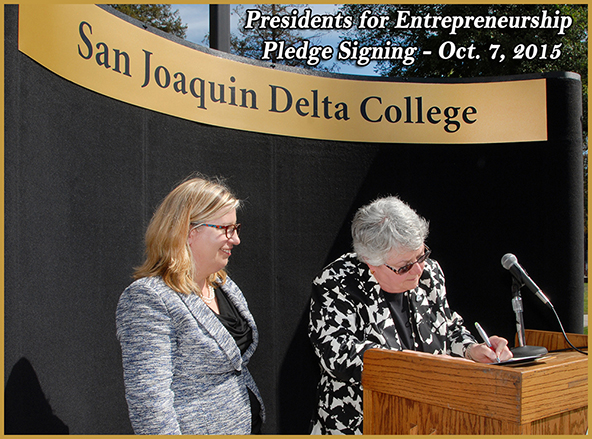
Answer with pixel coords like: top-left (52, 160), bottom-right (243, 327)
top-left (134, 174), bottom-right (241, 295)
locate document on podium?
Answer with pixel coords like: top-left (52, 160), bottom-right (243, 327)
top-left (490, 353), bottom-right (547, 366)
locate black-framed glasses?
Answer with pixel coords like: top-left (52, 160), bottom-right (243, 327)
top-left (191, 223), bottom-right (241, 239)
top-left (384, 245), bottom-right (431, 275)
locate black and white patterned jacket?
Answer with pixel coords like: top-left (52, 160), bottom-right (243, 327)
top-left (308, 253), bottom-right (477, 435)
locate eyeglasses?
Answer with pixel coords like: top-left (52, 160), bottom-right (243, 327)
top-left (191, 223), bottom-right (241, 239)
top-left (384, 245), bottom-right (431, 275)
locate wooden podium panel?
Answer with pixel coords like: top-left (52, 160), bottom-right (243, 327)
top-left (363, 331), bottom-right (587, 435)
top-left (520, 328), bottom-right (588, 352)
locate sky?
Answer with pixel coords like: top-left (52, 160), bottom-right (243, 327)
top-left (171, 4), bottom-right (379, 76)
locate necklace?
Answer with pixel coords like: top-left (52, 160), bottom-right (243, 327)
top-left (201, 284), bottom-right (215, 304)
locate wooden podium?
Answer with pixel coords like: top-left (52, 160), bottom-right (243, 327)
top-left (362, 330), bottom-right (588, 434)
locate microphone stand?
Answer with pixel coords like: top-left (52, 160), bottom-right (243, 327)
top-left (512, 278), bottom-right (526, 348)
top-left (510, 278), bottom-right (548, 358)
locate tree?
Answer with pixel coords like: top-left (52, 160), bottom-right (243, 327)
top-left (231, 4), bottom-right (334, 71)
top-left (111, 4), bottom-right (187, 39)
top-left (338, 5), bottom-right (586, 128)
top-left (339, 5), bottom-right (586, 77)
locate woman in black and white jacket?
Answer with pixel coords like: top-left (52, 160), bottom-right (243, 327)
top-left (308, 196), bottom-right (512, 435)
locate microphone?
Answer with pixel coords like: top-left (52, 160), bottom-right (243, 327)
top-left (502, 253), bottom-right (551, 359)
top-left (501, 253), bottom-right (553, 309)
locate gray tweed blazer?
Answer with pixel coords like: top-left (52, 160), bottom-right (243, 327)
top-left (116, 275), bottom-right (264, 434)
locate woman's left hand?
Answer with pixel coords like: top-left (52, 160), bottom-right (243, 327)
top-left (467, 336), bottom-right (513, 363)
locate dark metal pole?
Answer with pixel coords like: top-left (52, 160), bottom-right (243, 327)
top-left (209, 4), bottom-right (230, 52)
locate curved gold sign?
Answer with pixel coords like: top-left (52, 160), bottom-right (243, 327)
top-left (18, 4), bottom-right (548, 144)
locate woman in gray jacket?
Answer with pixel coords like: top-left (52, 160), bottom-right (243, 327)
top-left (116, 175), bottom-right (264, 434)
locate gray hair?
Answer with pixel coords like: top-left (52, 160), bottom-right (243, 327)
top-left (351, 196), bottom-right (429, 265)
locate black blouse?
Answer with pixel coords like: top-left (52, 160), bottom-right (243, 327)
top-left (383, 291), bottom-right (416, 351)
top-left (213, 287), bottom-right (262, 434)
top-left (214, 286), bottom-right (253, 354)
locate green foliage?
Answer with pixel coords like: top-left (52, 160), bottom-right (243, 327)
top-left (111, 4), bottom-right (187, 39)
top-left (339, 5), bottom-right (586, 126)
top-left (340, 5), bottom-right (586, 78)
top-left (231, 4), bottom-right (333, 71)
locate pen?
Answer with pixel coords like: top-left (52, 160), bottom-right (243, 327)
top-left (474, 322), bottom-right (501, 363)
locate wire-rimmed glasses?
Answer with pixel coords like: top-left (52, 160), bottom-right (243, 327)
top-left (384, 245), bottom-right (431, 275)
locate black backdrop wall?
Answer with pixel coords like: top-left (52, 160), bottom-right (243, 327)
top-left (4, 5), bottom-right (584, 434)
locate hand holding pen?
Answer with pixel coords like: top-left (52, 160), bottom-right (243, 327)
top-left (475, 322), bottom-right (501, 363)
